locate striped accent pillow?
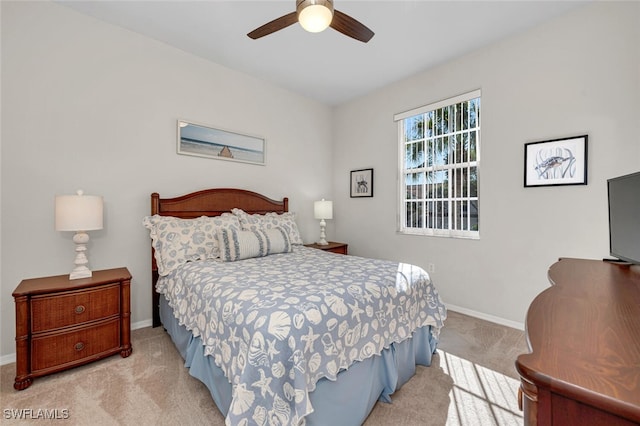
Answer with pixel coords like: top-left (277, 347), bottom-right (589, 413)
top-left (217, 227), bottom-right (292, 262)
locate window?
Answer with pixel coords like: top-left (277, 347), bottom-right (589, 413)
top-left (395, 90), bottom-right (480, 238)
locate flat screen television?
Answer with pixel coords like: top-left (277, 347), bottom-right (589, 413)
top-left (607, 171), bottom-right (640, 264)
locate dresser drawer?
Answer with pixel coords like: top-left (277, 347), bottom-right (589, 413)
top-left (31, 318), bottom-right (120, 373)
top-left (31, 284), bottom-right (120, 332)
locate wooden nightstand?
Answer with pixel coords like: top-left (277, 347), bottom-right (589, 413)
top-left (12, 267), bottom-right (132, 390)
top-left (304, 241), bottom-right (348, 255)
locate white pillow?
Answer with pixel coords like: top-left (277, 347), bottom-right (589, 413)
top-left (217, 227), bottom-right (292, 262)
top-left (143, 213), bottom-right (240, 276)
top-left (231, 208), bottom-right (303, 245)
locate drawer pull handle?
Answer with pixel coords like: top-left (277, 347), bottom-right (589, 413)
top-left (518, 387), bottom-right (523, 411)
top-left (75, 305), bottom-right (85, 314)
top-left (74, 342), bottom-right (85, 351)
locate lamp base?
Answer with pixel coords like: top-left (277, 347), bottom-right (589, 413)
top-left (317, 219), bottom-right (328, 245)
top-left (70, 267), bottom-right (92, 280)
top-left (69, 231), bottom-right (93, 280)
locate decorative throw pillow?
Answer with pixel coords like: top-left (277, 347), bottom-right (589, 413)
top-left (200, 214), bottom-right (242, 258)
top-left (217, 227), bottom-right (292, 262)
top-left (143, 215), bottom-right (209, 276)
top-left (143, 213), bottom-right (241, 275)
top-left (231, 208), bottom-right (303, 245)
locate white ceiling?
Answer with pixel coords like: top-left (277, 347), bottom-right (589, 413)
top-left (57, 1), bottom-right (588, 106)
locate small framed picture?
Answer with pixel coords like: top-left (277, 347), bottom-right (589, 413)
top-left (350, 168), bottom-right (373, 198)
top-left (524, 135), bottom-right (588, 187)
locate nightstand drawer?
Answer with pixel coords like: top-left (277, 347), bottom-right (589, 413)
top-left (325, 245), bottom-right (347, 255)
top-left (304, 242), bottom-right (348, 255)
top-left (31, 284), bottom-right (120, 332)
top-left (31, 318), bottom-right (120, 372)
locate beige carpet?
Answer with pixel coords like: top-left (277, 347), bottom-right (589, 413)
top-left (1, 311), bottom-right (527, 425)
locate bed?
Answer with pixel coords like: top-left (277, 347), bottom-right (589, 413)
top-left (146, 188), bottom-right (446, 426)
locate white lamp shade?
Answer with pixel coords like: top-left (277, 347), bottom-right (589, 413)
top-left (298, 3), bottom-right (333, 33)
top-left (314, 199), bottom-right (333, 220)
top-left (55, 191), bottom-right (103, 231)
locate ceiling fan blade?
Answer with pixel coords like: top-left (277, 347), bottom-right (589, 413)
top-left (247, 12), bottom-right (298, 40)
top-left (330, 9), bottom-right (374, 43)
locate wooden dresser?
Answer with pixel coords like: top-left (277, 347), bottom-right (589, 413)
top-left (516, 258), bottom-right (640, 425)
top-left (304, 241), bottom-right (348, 255)
top-left (13, 267), bottom-right (132, 390)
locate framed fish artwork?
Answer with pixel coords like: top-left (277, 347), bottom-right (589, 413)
top-left (524, 135), bottom-right (588, 187)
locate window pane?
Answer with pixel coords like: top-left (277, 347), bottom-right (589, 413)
top-left (405, 141), bottom-right (424, 168)
top-left (404, 116), bottom-right (424, 141)
top-left (463, 168), bottom-right (469, 197)
top-left (462, 201), bottom-right (469, 230)
top-left (442, 169), bottom-right (449, 198)
top-left (455, 200), bottom-right (464, 230)
top-left (469, 131), bottom-right (477, 162)
top-left (470, 200), bottom-right (479, 231)
top-left (461, 133), bottom-right (468, 163)
top-left (435, 137), bottom-right (448, 166)
top-left (406, 201), bottom-right (423, 228)
top-left (470, 98), bottom-right (479, 128)
top-left (453, 134), bottom-right (463, 164)
top-left (426, 111), bottom-right (434, 138)
top-left (435, 201), bottom-right (449, 229)
top-left (433, 201), bottom-right (438, 228)
top-left (431, 170), bottom-right (447, 198)
top-left (462, 100), bottom-right (469, 130)
top-left (442, 105), bottom-right (455, 134)
top-left (469, 166), bottom-right (478, 197)
top-left (406, 173), bottom-right (424, 199)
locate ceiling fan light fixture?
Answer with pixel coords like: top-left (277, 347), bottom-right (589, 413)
top-left (297, 0), bottom-right (334, 33)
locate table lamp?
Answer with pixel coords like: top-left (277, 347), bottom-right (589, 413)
top-left (55, 190), bottom-right (103, 280)
top-left (314, 199), bottom-right (333, 245)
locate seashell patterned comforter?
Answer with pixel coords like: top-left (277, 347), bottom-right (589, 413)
top-left (157, 246), bottom-right (446, 426)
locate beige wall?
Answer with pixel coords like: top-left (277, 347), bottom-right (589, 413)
top-left (0, 1), bottom-right (333, 359)
top-left (332, 1), bottom-right (640, 327)
top-left (2, 1), bottom-right (639, 360)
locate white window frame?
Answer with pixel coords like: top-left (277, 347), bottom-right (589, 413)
top-left (394, 89), bottom-right (480, 239)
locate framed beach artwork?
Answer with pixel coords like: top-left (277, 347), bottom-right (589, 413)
top-left (524, 135), bottom-right (588, 187)
top-left (350, 168), bottom-right (374, 198)
top-left (177, 120), bottom-right (266, 165)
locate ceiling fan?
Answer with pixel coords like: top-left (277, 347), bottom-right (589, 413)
top-left (247, 0), bottom-right (374, 43)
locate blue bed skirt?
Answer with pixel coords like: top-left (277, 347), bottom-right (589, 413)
top-left (160, 295), bottom-right (438, 425)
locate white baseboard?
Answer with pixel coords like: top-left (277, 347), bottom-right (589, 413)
top-left (132, 319), bottom-right (153, 330)
top-left (446, 304), bottom-right (525, 331)
top-left (0, 320), bottom-right (153, 366)
top-left (0, 353), bottom-right (15, 366)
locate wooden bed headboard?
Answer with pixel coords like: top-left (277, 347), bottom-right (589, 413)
top-left (150, 188), bottom-right (289, 327)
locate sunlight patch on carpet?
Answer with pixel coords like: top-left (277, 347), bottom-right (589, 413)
top-left (439, 350), bottom-right (523, 425)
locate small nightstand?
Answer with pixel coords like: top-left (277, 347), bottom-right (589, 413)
top-left (304, 241), bottom-right (348, 255)
top-left (12, 267), bottom-right (132, 390)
